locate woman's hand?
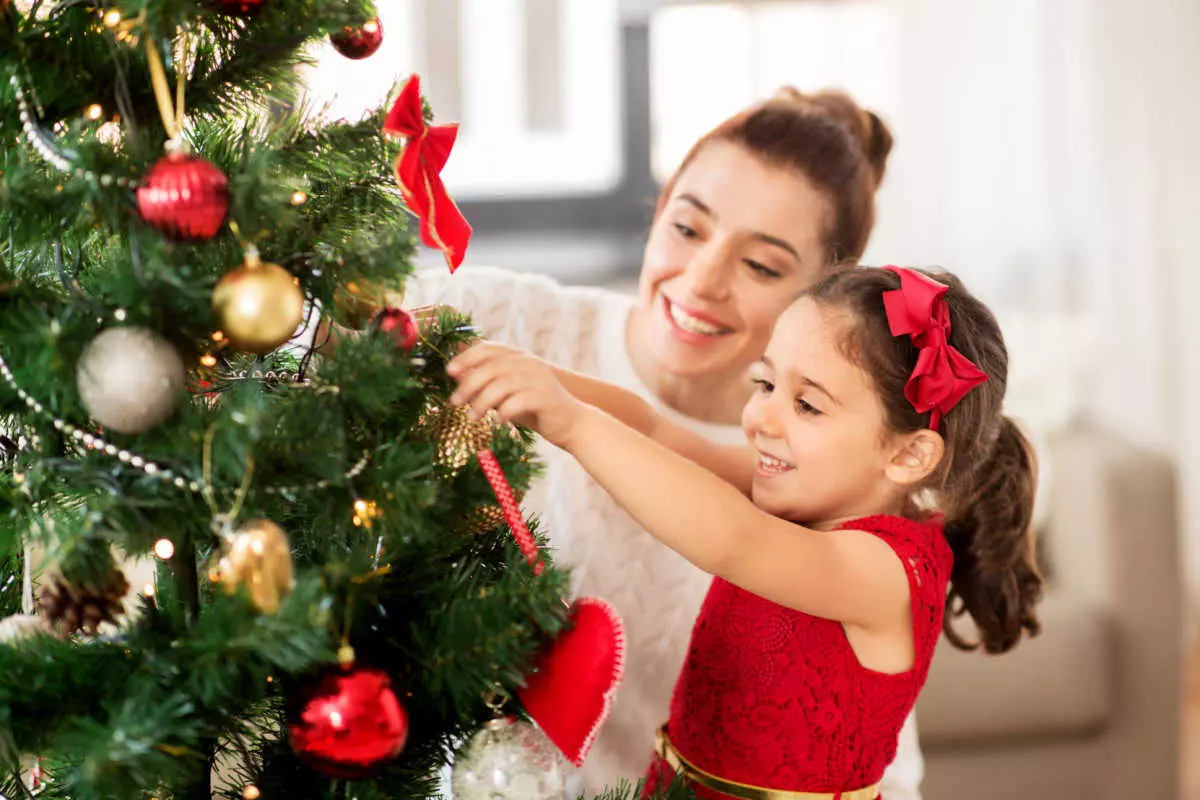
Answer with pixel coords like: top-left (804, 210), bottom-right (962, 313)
top-left (447, 342), bottom-right (584, 448)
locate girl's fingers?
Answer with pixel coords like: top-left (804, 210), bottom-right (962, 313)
top-left (448, 359), bottom-right (501, 407)
top-left (446, 341), bottom-right (505, 376)
top-left (496, 395), bottom-right (534, 426)
top-left (465, 376), bottom-right (524, 422)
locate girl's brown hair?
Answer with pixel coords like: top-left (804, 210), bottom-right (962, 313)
top-left (807, 267), bottom-right (1043, 654)
top-left (657, 88), bottom-right (893, 263)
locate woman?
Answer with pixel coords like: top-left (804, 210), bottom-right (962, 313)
top-left (376, 88), bottom-right (916, 797)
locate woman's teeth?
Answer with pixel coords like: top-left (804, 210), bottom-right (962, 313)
top-left (668, 300), bottom-right (725, 335)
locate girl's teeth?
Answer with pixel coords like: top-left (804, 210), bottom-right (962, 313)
top-left (760, 455), bottom-right (792, 473)
top-left (668, 301), bottom-right (724, 335)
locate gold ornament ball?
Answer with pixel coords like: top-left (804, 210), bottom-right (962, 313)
top-left (212, 249), bottom-right (304, 354)
top-left (217, 519), bottom-right (295, 614)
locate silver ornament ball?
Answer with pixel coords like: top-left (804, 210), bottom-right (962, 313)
top-left (0, 613), bottom-right (51, 644)
top-left (451, 716), bottom-right (568, 800)
top-left (76, 327), bottom-right (185, 434)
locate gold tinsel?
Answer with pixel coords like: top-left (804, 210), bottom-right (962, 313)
top-left (420, 401), bottom-right (528, 533)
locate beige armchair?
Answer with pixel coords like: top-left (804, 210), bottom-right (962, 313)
top-left (917, 420), bottom-right (1183, 800)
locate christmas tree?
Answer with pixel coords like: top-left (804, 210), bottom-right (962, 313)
top-left (0, 2), bottom-right (678, 798)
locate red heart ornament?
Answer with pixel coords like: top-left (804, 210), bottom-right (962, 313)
top-left (518, 597), bottom-right (626, 767)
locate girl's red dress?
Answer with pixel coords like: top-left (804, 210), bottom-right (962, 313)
top-left (645, 515), bottom-right (953, 799)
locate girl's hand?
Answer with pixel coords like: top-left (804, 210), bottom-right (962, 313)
top-left (446, 342), bottom-right (583, 448)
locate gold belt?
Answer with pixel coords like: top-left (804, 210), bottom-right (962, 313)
top-left (655, 726), bottom-right (880, 800)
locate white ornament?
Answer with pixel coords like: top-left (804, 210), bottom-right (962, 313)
top-left (76, 327), bottom-right (185, 434)
top-left (0, 613), bottom-right (51, 644)
top-left (451, 716), bottom-right (568, 800)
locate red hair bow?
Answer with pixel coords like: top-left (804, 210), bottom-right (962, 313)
top-left (881, 266), bottom-right (987, 432)
top-left (383, 75), bottom-right (472, 272)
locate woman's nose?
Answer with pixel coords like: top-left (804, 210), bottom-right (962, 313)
top-left (686, 242), bottom-right (733, 302)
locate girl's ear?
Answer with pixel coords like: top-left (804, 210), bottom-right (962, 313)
top-left (885, 429), bottom-right (944, 487)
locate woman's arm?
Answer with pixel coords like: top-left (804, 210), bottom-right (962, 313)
top-left (547, 362), bottom-right (756, 495)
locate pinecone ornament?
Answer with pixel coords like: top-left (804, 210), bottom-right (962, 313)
top-left (39, 569), bottom-right (129, 637)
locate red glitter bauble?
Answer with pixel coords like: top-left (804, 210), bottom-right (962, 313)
top-left (217, 0), bottom-right (267, 15)
top-left (330, 18), bottom-right (384, 60)
top-left (136, 153), bottom-right (229, 241)
top-left (374, 307), bottom-right (419, 351)
top-left (287, 666), bottom-right (409, 778)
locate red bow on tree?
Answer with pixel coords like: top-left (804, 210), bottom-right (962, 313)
top-left (383, 75), bottom-right (472, 272)
top-left (881, 267), bottom-right (988, 432)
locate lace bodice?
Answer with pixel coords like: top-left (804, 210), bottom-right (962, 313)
top-left (648, 515), bottom-right (952, 797)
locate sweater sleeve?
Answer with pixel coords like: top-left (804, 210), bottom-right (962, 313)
top-left (879, 710), bottom-right (925, 800)
top-left (403, 265), bottom-right (610, 369)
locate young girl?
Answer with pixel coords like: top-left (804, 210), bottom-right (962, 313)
top-left (446, 265), bottom-right (1044, 799)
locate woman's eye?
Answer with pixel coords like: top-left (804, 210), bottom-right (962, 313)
top-left (672, 223), bottom-right (699, 239)
top-left (746, 259), bottom-right (783, 279)
top-left (751, 378), bottom-right (774, 393)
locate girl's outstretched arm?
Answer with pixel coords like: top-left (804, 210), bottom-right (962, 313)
top-left (451, 342), bottom-right (756, 495)
top-left (448, 343), bottom-right (910, 630)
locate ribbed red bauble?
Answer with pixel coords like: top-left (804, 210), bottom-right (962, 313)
top-left (137, 152), bottom-right (229, 241)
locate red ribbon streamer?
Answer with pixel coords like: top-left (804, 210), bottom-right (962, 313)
top-left (383, 75), bottom-right (472, 272)
top-left (475, 449), bottom-right (544, 575)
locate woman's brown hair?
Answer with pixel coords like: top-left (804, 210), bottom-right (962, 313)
top-left (807, 266), bottom-right (1043, 654)
top-left (657, 88), bottom-right (894, 263)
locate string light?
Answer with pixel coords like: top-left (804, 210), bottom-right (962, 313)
top-left (199, 354), bottom-right (217, 368)
top-left (85, 103), bottom-right (103, 121)
top-left (154, 539), bottom-right (175, 560)
top-left (142, 583), bottom-right (155, 597)
top-left (242, 785), bottom-right (261, 800)
top-left (352, 499), bottom-right (382, 528)
top-left (102, 9), bottom-right (122, 27)
top-left (290, 191), bottom-right (308, 205)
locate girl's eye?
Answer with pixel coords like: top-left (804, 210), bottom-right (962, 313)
top-left (673, 223), bottom-right (699, 240)
top-left (795, 397), bottom-right (822, 416)
top-left (746, 259), bottom-right (783, 279)
top-left (751, 378), bottom-right (774, 394)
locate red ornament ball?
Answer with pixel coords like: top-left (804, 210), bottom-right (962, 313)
top-left (288, 666), bottom-right (409, 778)
top-left (217, 0), bottom-right (267, 15)
top-left (330, 18), bottom-right (384, 60)
top-left (374, 307), bottom-right (419, 351)
top-left (137, 153), bottom-right (229, 241)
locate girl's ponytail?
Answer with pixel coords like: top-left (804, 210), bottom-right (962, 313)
top-left (943, 416), bottom-right (1043, 654)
